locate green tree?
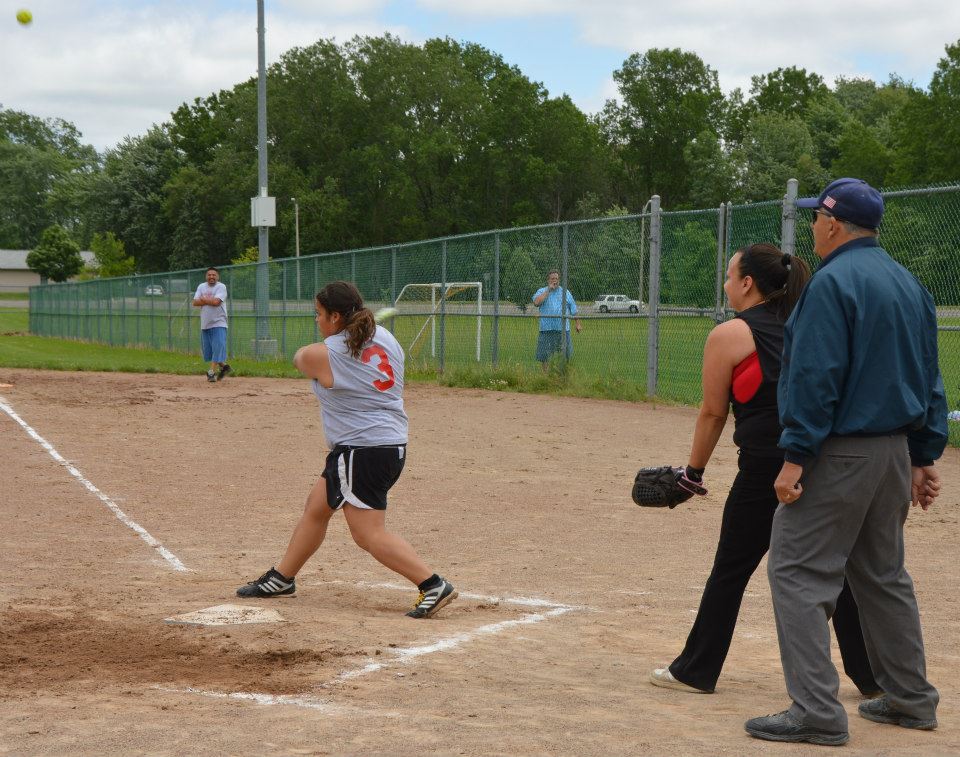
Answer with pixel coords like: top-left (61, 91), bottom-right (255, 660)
top-left (720, 87), bottom-right (751, 147)
top-left (605, 48), bottom-right (725, 209)
top-left (231, 246), bottom-right (261, 265)
top-left (834, 77), bottom-right (881, 121)
top-left (737, 112), bottom-right (828, 201)
top-left (748, 67), bottom-right (829, 118)
top-left (660, 219), bottom-right (719, 308)
top-left (83, 127), bottom-right (184, 272)
top-left (26, 225), bottom-right (84, 282)
top-left (90, 231), bottom-right (135, 277)
top-left (804, 92), bottom-right (849, 167)
top-left (164, 34), bottom-right (611, 265)
top-left (890, 41), bottom-right (960, 184)
top-left (684, 130), bottom-right (737, 207)
top-left (0, 108), bottom-right (98, 248)
top-left (570, 207), bottom-right (644, 301)
top-left (830, 121), bottom-right (892, 187)
top-left (501, 245), bottom-right (537, 311)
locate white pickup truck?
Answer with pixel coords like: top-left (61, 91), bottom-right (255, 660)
top-left (593, 294), bottom-right (643, 313)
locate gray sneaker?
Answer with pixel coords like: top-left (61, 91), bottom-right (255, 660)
top-left (649, 667), bottom-right (712, 694)
top-left (745, 711), bottom-right (849, 746)
top-left (206, 370), bottom-right (217, 383)
top-left (858, 695), bottom-right (937, 730)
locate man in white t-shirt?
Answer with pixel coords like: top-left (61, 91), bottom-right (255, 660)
top-left (192, 267), bottom-right (230, 382)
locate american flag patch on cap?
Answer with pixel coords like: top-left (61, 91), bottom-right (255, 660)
top-left (822, 196), bottom-right (837, 208)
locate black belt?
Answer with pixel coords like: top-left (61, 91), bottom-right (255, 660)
top-left (828, 425), bottom-right (912, 439)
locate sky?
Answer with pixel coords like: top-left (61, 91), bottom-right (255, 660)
top-left (3, 0), bottom-right (959, 151)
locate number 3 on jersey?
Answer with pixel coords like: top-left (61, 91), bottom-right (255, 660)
top-left (362, 345), bottom-right (395, 391)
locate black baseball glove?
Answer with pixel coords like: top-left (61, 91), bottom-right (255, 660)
top-left (632, 466), bottom-right (708, 509)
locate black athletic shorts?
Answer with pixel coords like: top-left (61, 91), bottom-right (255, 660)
top-left (322, 444), bottom-right (406, 511)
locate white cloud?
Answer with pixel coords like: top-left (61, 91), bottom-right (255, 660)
top-left (415, 0), bottom-right (570, 16)
top-left (571, 0), bottom-right (959, 94)
top-left (419, 0), bottom-right (959, 93)
top-left (2, 0), bottom-right (958, 150)
top-left (1, 1), bottom-right (397, 149)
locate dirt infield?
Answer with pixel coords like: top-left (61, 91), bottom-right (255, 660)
top-left (1, 368), bottom-right (958, 756)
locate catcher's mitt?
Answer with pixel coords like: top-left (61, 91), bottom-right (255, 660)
top-left (632, 466), bottom-right (708, 509)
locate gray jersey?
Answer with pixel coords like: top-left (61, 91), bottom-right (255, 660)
top-left (311, 325), bottom-right (408, 447)
top-left (194, 282), bottom-right (228, 329)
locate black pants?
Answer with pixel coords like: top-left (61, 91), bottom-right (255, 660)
top-left (668, 453), bottom-right (878, 694)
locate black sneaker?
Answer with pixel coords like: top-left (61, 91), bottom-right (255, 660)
top-left (745, 711), bottom-right (849, 746)
top-left (405, 578), bottom-right (457, 618)
top-left (217, 363), bottom-right (232, 381)
top-left (858, 695), bottom-right (937, 730)
top-left (206, 370), bottom-right (217, 383)
top-left (236, 567), bottom-right (296, 598)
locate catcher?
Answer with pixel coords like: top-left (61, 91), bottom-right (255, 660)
top-left (640, 244), bottom-right (880, 696)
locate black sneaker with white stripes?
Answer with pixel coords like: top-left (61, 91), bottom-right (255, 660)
top-left (236, 567), bottom-right (296, 598)
top-left (405, 578), bottom-right (457, 619)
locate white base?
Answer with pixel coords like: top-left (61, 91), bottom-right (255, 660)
top-left (165, 603), bottom-right (284, 626)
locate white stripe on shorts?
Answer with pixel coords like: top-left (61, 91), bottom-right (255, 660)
top-left (336, 450), bottom-right (373, 510)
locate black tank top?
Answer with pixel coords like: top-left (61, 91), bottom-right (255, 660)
top-left (730, 303), bottom-right (784, 458)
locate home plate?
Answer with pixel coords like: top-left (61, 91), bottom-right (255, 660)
top-left (165, 604), bottom-right (284, 626)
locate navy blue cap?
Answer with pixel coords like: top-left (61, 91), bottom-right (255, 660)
top-left (796, 178), bottom-right (884, 230)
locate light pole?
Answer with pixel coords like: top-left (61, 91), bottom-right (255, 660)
top-left (252, 0), bottom-right (276, 354)
top-left (292, 197), bottom-right (300, 299)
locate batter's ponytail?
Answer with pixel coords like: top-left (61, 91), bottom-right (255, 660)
top-left (315, 281), bottom-right (376, 359)
top-left (344, 309), bottom-right (375, 358)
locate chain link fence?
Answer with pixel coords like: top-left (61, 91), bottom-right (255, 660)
top-left (28, 181), bottom-right (960, 413)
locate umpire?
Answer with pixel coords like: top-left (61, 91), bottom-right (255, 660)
top-left (745, 178), bottom-right (947, 746)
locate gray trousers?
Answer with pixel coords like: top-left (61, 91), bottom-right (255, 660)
top-left (768, 435), bottom-right (939, 732)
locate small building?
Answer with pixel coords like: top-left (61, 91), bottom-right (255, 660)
top-left (0, 249), bottom-right (96, 293)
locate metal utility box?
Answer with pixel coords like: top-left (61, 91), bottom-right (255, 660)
top-left (250, 196), bottom-right (276, 227)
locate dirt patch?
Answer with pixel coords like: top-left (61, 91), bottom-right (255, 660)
top-left (1, 367), bottom-right (958, 756)
top-left (0, 609), bottom-right (355, 696)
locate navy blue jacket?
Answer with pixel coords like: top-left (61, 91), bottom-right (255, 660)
top-left (778, 236), bottom-right (947, 467)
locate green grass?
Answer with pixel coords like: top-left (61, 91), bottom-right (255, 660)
top-left (6, 305), bottom-right (710, 400)
top-left (0, 292), bottom-right (29, 300)
top-left (0, 332), bottom-right (299, 376)
top-left (25, 303), bottom-right (713, 402)
top-left (0, 307), bottom-right (298, 376)
top-left (10, 303), bottom-right (960, 451)
top-left (0, 310), bottom-right (28, 332)
top-left (393, 312), bottom-right (710, 404)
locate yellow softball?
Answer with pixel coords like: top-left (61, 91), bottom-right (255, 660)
top-left (16, 9), bottom-right (32, 25)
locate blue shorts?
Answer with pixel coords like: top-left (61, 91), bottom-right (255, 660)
top-left (535, 330), bottom-right (572, 362)
top-left (201, 327), bottom-right (227, 363)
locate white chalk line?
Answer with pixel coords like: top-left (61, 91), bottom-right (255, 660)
top-left (0, 396), bottom-right (188, 572)
top-left (327, 579), bottom-right (580, 610)
top-left (334, 605), bottom-right (577, 683)
top-left (322, 580), bottom-right (585, 684)
top-left (1, 400), bottom-right (585, 710)
top-left (167, 580), bottom-right (585, 710)
top-left (152, 686), bottom-right (354, 713)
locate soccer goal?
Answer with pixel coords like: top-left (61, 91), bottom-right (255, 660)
top-left (394, 282), bottom-right (482, 361)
